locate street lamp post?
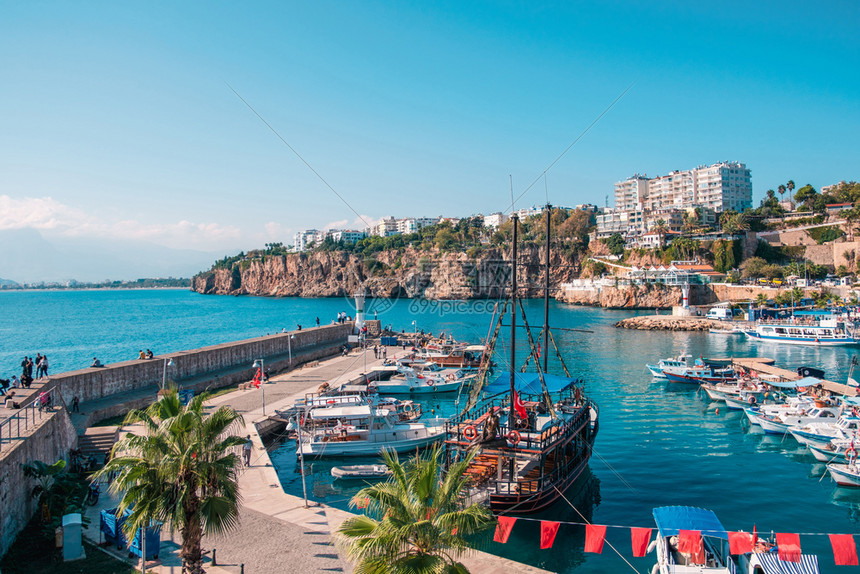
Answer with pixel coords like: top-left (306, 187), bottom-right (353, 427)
top-left (288, 335), bottom-right (295, 366)
top-left (161, 358), bottom-right (174, 390)
top-left (253, 359), bottom-right (265, 415)
top-left (295, 408), bottom-right (309, 508)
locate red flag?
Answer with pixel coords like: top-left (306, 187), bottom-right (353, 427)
top-left (493, 516), bottom-right (516, 544)
top-left (252, 368), bottom-right (262, 388)
top-left (536, 343), bottom-right (542, 358)
top-left (776, 533), bottom-right (801, 562)
top-left (584, 524), bottom-right (607, 554)
top-left (540, 521), bottom-right (560, 549)
top-left (728, 531), bottom-right (754, 555)
top-left (512, 390), bottom-right (528, 421)
top-left (631, 527), bottom-right (652, 557)
top-left (830, 534), bottom-right (859, 566)
top-left (678, 530), bottom-right (705, 565)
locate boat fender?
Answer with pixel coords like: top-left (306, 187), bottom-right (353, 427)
top-left (427, 379), bottom-right (435, 387)
top-left (748, 396), bottom-right (757, 405)
top-left (403, 403), bottom-right (413, 412)
top-left (647, 540), bottom-right (657, 555)
top-left (507, 430), bottom-right (521, 446)
top-left (463, 425), bottom-right (478, 440)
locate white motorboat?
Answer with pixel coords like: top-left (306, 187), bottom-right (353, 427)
top-left (808, 439), bottom-right (856, 463)
top-left (296, 401), bottom-right (446, 457)
top-left (373, 362), bottom-right (476, 394)
top-left (646, 355), bottom-right (696, 378)
top-left (827, 462), bottom-right (860, 487)
top-left (330, 464), bottom-right (392, 480)
top-left (756, 406), bottom-right (840, 436)
top-left (649, 506), bottom-right (733, 573)
top-left (788, 414), bottom-right (860, 446)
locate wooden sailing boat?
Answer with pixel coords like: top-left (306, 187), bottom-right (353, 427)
top-left (443, 206), bottom-right (599, 514)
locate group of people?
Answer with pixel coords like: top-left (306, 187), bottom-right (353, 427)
top-left (336, 312), bottom-right (351, 324)
top-left (372, 345), bottom-right (388, 359)
top-left (137, 349), bottom-right (155, 360)
top-left (1, 354), bottom-right (50, 400)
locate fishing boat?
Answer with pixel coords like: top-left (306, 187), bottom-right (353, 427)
top-left (443, 208), bottom-right (598, 515)
top-left (826, 462), bottom-right (860, 487)
top-left (646, 355), bottom-right (697, 378)
top-left (649, 506), bottom-right (733, 573)
top-left (330, 464), bottom-right (392, 480)
top-left (744, 314), bottom-right (857, 346)
top-left (788, 414), bottom-right (860, 446)
top-left (663, 369), bottom-right (737, 385)
top-left (413, 343), bottom-right (487, 370)
top-left (808, 439), bottom-right (856, 463)
top-left (756, 406), bottom-right (840, 436)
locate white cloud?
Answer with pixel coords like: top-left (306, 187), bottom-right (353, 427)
top-left (0, 195), bottom-right (243, 250)
top-left (323, 214), bottom-right (377, 231)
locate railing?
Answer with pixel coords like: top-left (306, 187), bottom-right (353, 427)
top-left (0, 386), bottom-right (64, 452)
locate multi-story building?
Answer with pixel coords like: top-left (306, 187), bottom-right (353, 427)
top-left (483, 212), bottom-right (509, 229)
top-left (330, 230), bottom-right (367, 243)
top-left (614, 176), bottom-right (650, 212)
top-left (693, 162), bottom-right (752, 212)
top-left (396, 217), bottom-right (440, 234)
top-left (293, 229), bottom-right (322, 251)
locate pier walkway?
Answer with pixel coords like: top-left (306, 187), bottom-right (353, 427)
top-left (732, 357), bottom-right (858, 397)
top-left (82, 346), bottom-right (550, 574)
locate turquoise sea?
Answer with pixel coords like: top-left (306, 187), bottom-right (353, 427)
top-left (2, 289), bottom-right (859, 573)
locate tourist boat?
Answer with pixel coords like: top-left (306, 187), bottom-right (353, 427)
top-left (373, 362), bottom-right (476, 394)
top-left (788, 414), bottom-right (860, 446)
top-left (826, 462), bottom-right (860, 487)
top-left (647, 355), bottom-right (697, 378)
top-left (744, 315), bottom-right (857, 346)
top-left (649, 506), bottom-right (733, 573)
top-left (756, 406), bottom-right (840, 436)
top-left (295, 399), bottom-right (446, 457)
top-left (330, 464), bottom-right (392, 480)
top-left (443, 212), bottom-right (598, 515)
top-left (413, 343), bottom-right (487, 370)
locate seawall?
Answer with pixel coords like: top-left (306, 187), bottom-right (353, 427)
top-left (0, 409), bottom-right (77, 558)
top-left (51, 323), bottom-right (352, 409)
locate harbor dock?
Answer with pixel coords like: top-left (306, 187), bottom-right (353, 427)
top-left (731, 356), bottom-right (858, 397)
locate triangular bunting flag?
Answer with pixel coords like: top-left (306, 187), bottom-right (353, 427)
top-left (678, 530), bottom-right (705, 565)
top-left (493, 516), bottom-right (516, 544)
top-left (584, 524), bottom-right (607, 554)
top-left (540, 521), bottom-right (560, 549)
top-left (775, 533), bottom-right (801, 562)
top-left (631, 527), bottom-right (652, 557)
top-left (728, 531), bottom-right (754, 555)
top-left (830, 534), bottom-right (859, 566)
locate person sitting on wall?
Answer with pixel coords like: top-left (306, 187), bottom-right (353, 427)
top-left (91, 357), bottom-right (103, 368)
top-left (145, 349), bottom-right (154, 359)
top-left (4, 391), bottom-right (19, 409)
top-left (139, 350), bottom-right (146, 360)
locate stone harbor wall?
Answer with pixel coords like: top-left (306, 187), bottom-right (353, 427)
top-left (615, 315), bottom-right (714, 331)
top-left (0, 409), bottom-right (77, 559)
top-left (50, 323), bottom-right (353, 405)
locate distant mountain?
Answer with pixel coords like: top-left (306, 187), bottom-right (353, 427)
top-left (0, 228), bottom-right (220, 284)
top-left (0, 277), bottom-right (19, 287)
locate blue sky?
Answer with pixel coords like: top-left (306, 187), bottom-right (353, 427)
top-left (1, 1), bottom-right (858, 261)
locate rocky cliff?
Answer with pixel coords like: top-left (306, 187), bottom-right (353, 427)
top-left (192, 246), bottom-right (584, 299)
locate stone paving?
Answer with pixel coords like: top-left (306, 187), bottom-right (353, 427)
top-left (80, 347), bottom-right (550, 574)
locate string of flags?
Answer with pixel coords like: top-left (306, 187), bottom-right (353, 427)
top-left (491, 516), bottom-right (860, 566)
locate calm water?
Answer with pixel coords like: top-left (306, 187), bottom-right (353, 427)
top-left (2, 289), bottom-right (859, 572)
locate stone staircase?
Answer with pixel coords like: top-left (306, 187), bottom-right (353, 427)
top-left (78, 427), bottom-right (119, 459)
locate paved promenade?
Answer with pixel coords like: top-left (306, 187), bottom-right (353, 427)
top-left (83, 347), bottom-right (550, 574)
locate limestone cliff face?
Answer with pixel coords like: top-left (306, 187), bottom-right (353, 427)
top-left (557, 284), bottom-right (715, 309)
top-left (191, 246), bottom-right (584, 299)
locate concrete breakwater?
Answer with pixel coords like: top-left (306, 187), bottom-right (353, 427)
top-left (49, 323), bottom-right (352, 416)
top-left (615, 315), bottom-right (715, 331)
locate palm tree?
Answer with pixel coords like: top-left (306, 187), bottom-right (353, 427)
top-left (778, 184), bottom-right (787, 204)
top-left (755, 293), bottom-right (768, 308)
top-left (787, 180), bottom-right (796, 210)
top-left (337, 445), bottom-right (496, 573)
top-left (94, 390), bottom-right (246, 574)
top-left (652, 218), bottom-right (669, 249)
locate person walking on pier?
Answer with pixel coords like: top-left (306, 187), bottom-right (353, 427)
top-left (243, 435), bottom-right (253, 467)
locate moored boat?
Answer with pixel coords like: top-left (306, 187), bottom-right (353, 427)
top-left (788, 414), bottom-right (860, 446)
top-left (330, 464), bottom-right (392, 480)
top-left (744, 314), bottom-right (857, 346)
top-left (826, 462), bottom-right (860, 487)
top-left (649, 506), bottom-right (732, 573)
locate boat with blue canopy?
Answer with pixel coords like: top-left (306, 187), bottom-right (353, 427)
top-left (649, 506), bottom-right (733, 573)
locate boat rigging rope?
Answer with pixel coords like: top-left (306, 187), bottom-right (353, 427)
top-left (466, 300), bottom-right (508, 411)
top-left (517, 303), bottom-right (556, 418)
top-left (547, 330), bottom-right (571, 378)
top-left (552, 484), bottom-right (641, 574)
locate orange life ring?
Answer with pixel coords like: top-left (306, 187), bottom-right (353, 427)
top-left (507, 430), bottom-right (521, 446)
top-left (748, 396), bottom-right (757, 405)
top-left (463, 425), bottom-right (478, 440)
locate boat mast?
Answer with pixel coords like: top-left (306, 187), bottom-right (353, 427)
top-left (543, 203), bottom-right (551, 374)
top-left (510, 213), bottom-right (519, 402)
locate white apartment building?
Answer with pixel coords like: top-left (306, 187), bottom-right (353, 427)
top-left (373, 217), bottom-right (399, 237)
top-left (293, 229), bottom-right (322, 251)
top-left (483, 212), bottom-right (509, 229)
top-left (613, 162), bottom-right (752, 214)
top-left (396, 217), bottom-right (440, 234)
top-left (330, 230), bottom-right (367, 243)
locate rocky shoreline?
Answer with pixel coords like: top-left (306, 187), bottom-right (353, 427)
top-left (615, 315), bottom-right (714, 331)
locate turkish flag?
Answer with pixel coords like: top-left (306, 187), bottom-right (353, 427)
top-left (728, 531), bottom-right (754, 555)
top-left (584, 524), bottom-right (607, 554)
top-left (678, 530), bottom-right (705, 565)
top-left (493, 516), bottom-right (517, 544)
top-left (829, 534), bottom-right (859, 566)
top-left (540, 521), bottom-right (560, 549)
top-left (513, 390), bottom-right (528, 421)
top-left (631, 527), bottom-right (652, 557)
top-left (776, 533), bottom-right (801, 562)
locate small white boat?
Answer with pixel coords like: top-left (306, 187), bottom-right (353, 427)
top-left (374, 362), bottom-right (475, 394)
top-left (757, 406), bottom-right (839, 435)
top-left (788, 414), bottom-right (860, 446)
top-left (708, 327), bottom-right (742, 335)
top-left (745, 315), bottom-right (857, 346)
top-left (808, 439), bottom-right (856, 463)
top-left (827, 462), bottom-right (860, 487)
top-left (649, 506), bottom-right (733, 574)
top-left (330, 464), bottom-right (392, 480)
